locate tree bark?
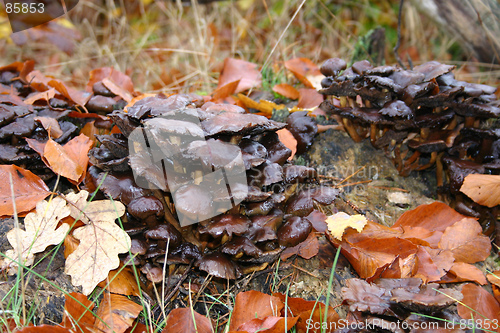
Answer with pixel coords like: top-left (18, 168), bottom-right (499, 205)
top-left (409, 0), bottom-right (500, 64)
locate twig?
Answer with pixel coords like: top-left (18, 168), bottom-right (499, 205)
top-left (394, 0), bottom-right (407, 69)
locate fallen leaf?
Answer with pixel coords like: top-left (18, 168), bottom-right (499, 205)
top-left (276, 128), bottom-right (297, 160)
top-left (284, 58), bottom-right (322, 89)
top-left (280, 232), bottom-right (319, 260)
top-left (487, 271), bottom-right (500, 303)
top-left (102, 78), bottom-right (133, 103)
top-left (237, 93), bottom-right (285, 117)
top-left (16, 325), bottom-right (72, 332)
top-left (413, 246), bottom-right (454, 283)
top-left (94, 293), bottom-right (142, 333)
top-left (0, 165), bottom-right (51, 216)
top-left (438, 218), bottom-right (491, 263)
top-left (64, 190), bottom-right (130, 295)
top-left (272, 83), bottom-right (300, 100)
top-left (460, 174), bottom-right (500, 208)
top-left (27, 134), bottom-right (93, 184)
top-left (97, 266), bottom-right (141, 297)
top-left (61, 292), bottom-right (95, 333)
top-left (296, 88), bottom-right (323, 109)
top-left (218, 58), bottom-right (262, 93)
top-left (326, 212), bottom-right (367, 240)
top-left (24, 88), bottom-right (56, 105)
top-left (458, 283), bottom-right (500, 332)
top-left (305, 210), bottom-right (328, 232)
top-left (1, 196), bottom-right (70, 273)
top-left (80, 121), bottom-right (99, 146)
top-left (448, 262), bottom-right (487, 285)
top-left (229, 291), bottom-right (284, 332)
top-left (237, 316), bottom-right (298, 333)
top-left (163, 308), bottom-right (213, 333)
top-left (87, 67), bottom-right (135, 94)
top-left (34, 116), bottom-right (63, 138)
top-left (212, 80), bottom-right (240, 102)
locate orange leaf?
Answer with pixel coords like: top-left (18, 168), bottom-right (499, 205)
top-left (212, 80), bottom-right (240, 102)
top-left (61, 292), bottom-right (95, 333)
top-left (284, 58), bottom-right (322, 89)
top-left (218, 58), bottom-right (262, 93)
top-left (34, 116), bottom-right (63, 138)
top-left (448, 262), bottom-right (487, 285)
top-left (87, 67), bottom-right (135, 94)
top-left (102, 78), bottom-right (134, 103)
top-left (80, 121), bottom-right (99, 146)
top-left (48, 79), bottom-right (92, 107)
top-left (24, 88), bottom-right (56, 105)
top-left (229, 291), bottom-right (284, 332)
top-left (281, 232), bottom-right (319, 260)
top-left (163, 308), bottom-right (213, 333)
top-left (277, 128), bottom-right (297, 160)
top-left (438, 218), bottom-right (491, 263)
top-left (458, 283), bottom-right (500, 332)
top-left (94, 293), bottom-right (142, 333)
top-left (296, 88), bottom-right (323, 109)
top-left (97, 266), bottom-right (141, 297)
top-left (414, 246), bottom-right (454, 283)
top-left (16, 325), bottom-right (72, 332)
top-left (237, 316), bottom-right (298, 333)
top-left (0, 165), bottom-right (51, 217)
top-left (460, 174), bottom-right (500, 207)
top-left (272, 83), bottom-right (300, 100)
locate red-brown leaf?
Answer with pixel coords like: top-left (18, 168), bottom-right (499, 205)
top-left (0, 165), bottom-right (51, 217)
top-left (460, 174), bottom-right (500, 208)
top-left (218, 58), bottom-right (262, 93)
top-left (229, 291), bottom-right (284, 332)
top-left (296, 88), bottom-right (323, 109)
top-left (94, 293), bottom-right (142, 333)
top-left (61, 292), bottom-right (95, 333)
top-left (280, 232), bottom-right (319, 260)
top-left (414, 246), bottom-right (454, 283)
top-left (284, 58), bottom-right (322, 88)
top-left (163, 308), bottom-right (213, 333)
top-left (448, 262), bottom-right (487, 285)
top-left (97, 267), bottom-right (141, 296)
top-left (458, 283), bottom-right (500, 332)
top-left (276, 128), bottom-right (297, 160)
top-left (212, 80), bottom-right (240, 102)
top-left (16, 325), bottom-right (72, 332)
top-left (87, 67), bottom-right (135, 94)
top-left (272, 83), bottom-right (300, 100)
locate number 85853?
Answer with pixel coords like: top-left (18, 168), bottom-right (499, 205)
top-left (5, 2), bottom-right (44, 14)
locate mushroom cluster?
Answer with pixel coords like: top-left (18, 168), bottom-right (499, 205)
top-left (88, 94), bottom-right (339, 282)
top-left (319, 58), bottom-right (500, 228)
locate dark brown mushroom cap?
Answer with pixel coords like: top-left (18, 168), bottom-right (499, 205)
top-left (220, 236), bottom-right (263, 257)
top-left (184, 138), bottom-right (243, 170)
top-left (198, 102), bottom-right (246, 121)
top-left (173, 184), bottom-right (214, 222)
top-left (109, 111), bottom-right (140, 137)
top-left (144, 223), bottom-right (182, 249)
top-left (0, 105), bottom-right (16, 126)
top-left (201, 112), bottom-right (285, 137)
top-left (243, 198), bottom-right (276, 216)
top-left (86, 95), bottom-right (116, 114)
top-left (451, 80), bottom-right (497, 97)
top-left (145, 117), bottom-right (205, 143)
top-left (239, 138), bottom-right (267, 158)
top-left (0, 144), bottom-right (40, 164)
top-left (92, 81), bottom-right (115, 97)
top-left (96, 171), bottom-right (153, 205)
top-left (413, 61), bottom-right (455, 81)
top-left (364, 76), bottom-right (403, 94)
top-left (412, 86), bottom-right (463, 109)
top-left (319, 79), bottom-right (359, 97)
top-left (352, 60), bottom-right (373, 75)
top-left (402, 81), bottom-right (438, 103)
top-left (158, 242), bottom-right (202, 265)
top-left (286, 111), bottom-right (318, 154)
top-left (141, 263), bottom-right (164, 283)
top-left (96, 134), bottom-right (128, 158)
top-left (389, 70), bottom-right (425, 88)
top-left (197, 252), bottom-right (242, 279)
top-left (283, 165), bottom-right (318, 184)
top-left (286, 186), bottom-right (340, 216)
top-left (365, 65), bottom-right (395, 76)
top-left (127, 94), bottom-right (201, 120)
top-left (277, 216), bottom-right (312, 247)
top-left (258, 132), bottom-right (292, 164)
top-left (353, 86), bottom-right (393, 106)
top-left (127, 196), bottom-right (164, 223)
top-left (320, 58), bottom-right (347, 77)
top-left (408, 138), bottom-right (448, 153)
top-left (449, 102), bottom-right (500, 118)
top-left (443, 156), bottom-right (485, 194)
top-left (245, 213), bottom-right (283, 242)
top-left (413, 109), bottom-right (455, 129)
top-left (390, 284), bottom-right (463, 313)
top-left (130, 238), bottom-right (148, 255)
top-left (247, 161), bottom-right (283, 188)
top-left (198, 214), bottom-right (250, 238)
top-left (0, 115), bottom-right (36, 140)
top-left (121, 221), bottom-right (147, 236)
top-left (379, 100), bottom-right (412, 119)
top-left (88, 146), bottom-right (129, 172)
top-left (244, 186), bottom-right (272, 202)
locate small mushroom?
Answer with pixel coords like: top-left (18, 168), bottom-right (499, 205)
top-left (86, 95), bottom-right (116, 114)
top-left (286, 111), bottom-right (318, 154)
top-left (283, 165), bottom-right (318, 184)
top-left (127, 196), bottom-right (164, 226)
top-left (96, 171), bottom-right (153, 205)
top-left (141, 263), bottom-right (164, 283)
top-left (201, 112), bottom-right (285, 137)
top-left (144, 223), bottom-right (182, 249)
top-left (277, 216), bottom-right (312, 247)
top-left (197, 252), bottom-right (242, 279)
top-left (220, 236), bottom-right (263, 258)
top-left (286, 186), bottom-right (340, 216)
top-left (173, 184), bottom-right (214, 224)
top-left (258, 132), bottom-right (292, 164)
top-left (198, 214), bottom-right (250, 239)
top-left (320, 58), bottom-right (347, 77)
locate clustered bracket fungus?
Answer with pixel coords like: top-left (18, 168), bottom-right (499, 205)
top-left (319, 58), bottom-right (500, 233)
top-left (88, 93), bottom-right (340, 282)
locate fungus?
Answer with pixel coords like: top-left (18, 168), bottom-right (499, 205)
top-left (220, 236), bottom-right (263, 258)
top-left (197, 252), bottom-right (242, 279)
top-left (127, 196), bottom-right (164, 226)
top-left (320, 58), bottom-right (347, 77)
top-left (144, 223), bottom-right (182, 249)
top-left (277, 216), bottom-right (312, 247)
top-left (286, 111), bottom-right (318, 154)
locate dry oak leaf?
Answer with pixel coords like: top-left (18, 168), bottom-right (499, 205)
top-left (94, 293), bottom-right (142, 333)
top-left (326, 212), bottom-right (367, 240)
top-left (0, 165), bottom-right (51, 217)
top-left (163, 308), bottom-right (213, 333)
top-left (64, 190), bottom-right (130, 295)
top-left (460, 174), bottom-right (500, 208)
top-left (438, 218), bottom-right (491, 263)
top-left (1, 196), bottom-right (70, 273)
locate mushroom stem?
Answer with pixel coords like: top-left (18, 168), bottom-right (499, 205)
top-left (342, 118), bottom-right (363, 142)
top-left (370, 124), bottom-right (378, 147)
top-left (339, 97), bottom-right (348, 107)
top-left (420, 127), bottom-right (430, 141)
top-left (317, 124), bottom-right (343, 133)
top-left (435, 153), bottom-right (444, 187)
top-left (446, 115), bottom-right (458, 130)
top-left (464, 116), bottom-right (476, 128)
top-left (416, 151), bottom-right (438, 171)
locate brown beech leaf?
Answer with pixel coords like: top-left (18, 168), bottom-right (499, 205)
top-left (1, 196), bottom-right (70, 273)
top-left (24, 88), bottom-right (56, 105)
top-left (280, 232), bottom-right (319, 260)
top-left (276, 128), bottom-right (297, 160)
top-left (458, 283), bottom-right (500, 332)
top-left (229, 291), bottom-right (284, 332)
top-left (218, 58), bottom-right (262, 93)
top-left (16, 325), bottom-right (72, 332)
top-left (237, 316), bottom-right (298, 333)
top-left (284, 58), bottom-right (322, 89)
top-left (80, 121), bottom-right (99, 146)
top-left (34, 116), bottom-right (63, 138)
top-left (448, 262), bottom-right (487, 285)
top-left (102, 78), bottom-right (133, 103)
top-left (237, 94), bottom-right (285, 117)
top-left (326, 212), bottom-right (367, 240)
top-left (28, 134), bottom-right (93, 184)
top-left (97, 266), bottom-right (141, 297)
top-left (487, 271), bottom-right (500, 303)
top-left (64, 190), bottom-right (130, 295)
top-left (392, 202), bottom-right (467, 233)
top-left (296, 88), bottom-right (323, 109)
top-left (212, 80), bottom-right (240, 102)
top-left (414, 246), bottom-right (454, 283)
top-left (460, 174), bottom-right (500, 208)
top-left (87, 67), bottom-right (135, 94)
top-left (163, 308), bottom-right (213, 333)
top-left (272, 83), bottom-right (300, 100)
top-left (61, 292), bottom-right (95, 333)
top-left (438, 218), bottom-right (491, 263)
top-left (48, 79), bottom-right (91, 107)
top-left (94, 293), bottom-right (142, 333)
top-left (0, 165), bottom-right (51, 216)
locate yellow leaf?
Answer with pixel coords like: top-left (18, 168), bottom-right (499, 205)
top-left (64, 191), bottom-right (130, 295)
top-left (460, 174), bottom-right (500, 208)
top-left (326, 212), bottom-right (367, 240)
top-left (237, 93), bottom-right (284, 117)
